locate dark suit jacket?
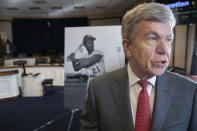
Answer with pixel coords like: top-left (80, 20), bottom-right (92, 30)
top-left (80, 67), bottom-right (197, 131)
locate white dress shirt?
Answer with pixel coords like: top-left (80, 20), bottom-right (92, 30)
top-left (127, 65), bottom-right (156, 126)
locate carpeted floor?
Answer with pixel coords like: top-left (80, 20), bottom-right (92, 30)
top-left (0, 86), bottom-right (81, 131)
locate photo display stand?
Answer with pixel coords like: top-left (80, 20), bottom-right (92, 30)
top-left (64, 26), bottom-right (124, 130)
top-left (64, 74), bottom-right (88, 131)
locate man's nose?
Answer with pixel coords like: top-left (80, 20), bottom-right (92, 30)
top-left (156, 39), bottom-right (170, 55)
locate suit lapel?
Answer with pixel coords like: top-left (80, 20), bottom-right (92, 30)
top-left (151, 73), bottom-right (173, 130)
top-left (110, 67), bottom-right (134, 131)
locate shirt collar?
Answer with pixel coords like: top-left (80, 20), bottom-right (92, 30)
top-left (127, 64), bottom-right (156, 87)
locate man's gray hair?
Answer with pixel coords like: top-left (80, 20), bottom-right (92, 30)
top-left (121, 3), bottom-right (176, 43)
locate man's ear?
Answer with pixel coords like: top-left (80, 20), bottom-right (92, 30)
top-left (122, 39), bottom-right (132, 58)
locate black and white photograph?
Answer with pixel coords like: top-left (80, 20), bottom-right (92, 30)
top-left (64, 26), bottom-right (124, 109)
top-left (64, 26), bottom-right (124, 76)
top-left (64, 26), bottom-right (124, 84)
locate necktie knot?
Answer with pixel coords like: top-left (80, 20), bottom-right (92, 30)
top-left (138, 80), bottom-right (149, 89)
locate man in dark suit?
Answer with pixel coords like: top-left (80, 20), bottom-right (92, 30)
top-left (80, 3), bottom-right (197, 131)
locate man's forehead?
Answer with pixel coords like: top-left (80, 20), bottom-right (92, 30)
top-left (144, 31), bottom-right (173, 38)
top-left (138, 21), bottom-right (173, 37)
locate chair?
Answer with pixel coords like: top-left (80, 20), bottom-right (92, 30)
top-left (42, 79), bottom-right (54, 94)
top-left (50, 56), bottom-right (56, 64)
top-left (13, 60), bottom-right (27, 66)
top-left (36, 57), bottom-right (49, 64)
top-left (55, 58), bottom-right (64, 65)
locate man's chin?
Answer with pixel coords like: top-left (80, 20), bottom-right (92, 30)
top-left (150, 68), bottom-right (166, 76)
top-left (154, 70), bottom-right (165, 76)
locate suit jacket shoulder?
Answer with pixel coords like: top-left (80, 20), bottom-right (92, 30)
top-left (158, 71), bottom-right (196, 89)
top-left (151, 71), bottom-right (197, 131)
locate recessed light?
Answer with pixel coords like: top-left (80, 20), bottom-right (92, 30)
top-left (29, 7), bottom-right (41, 10)
top-left (6, 7), bottom-right (19, 11)
top-left (74, 6), bottom-right (85, 9)
top-left (51, 6), bottom-right (63, 10)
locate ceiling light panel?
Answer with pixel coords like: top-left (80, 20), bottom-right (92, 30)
top-left (74, 6), bottom-right (85, 9)
top-left (51, 6), bottom-right (63, 10)
top-left (6, 7), bottom-right (19, 11)
top-left (29, 7), bottom-right (41, 10)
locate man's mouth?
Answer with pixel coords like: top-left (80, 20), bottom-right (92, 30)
top-left (161, 60), bottom-right (167, 64)
top-left (154, 60), bottom-right (168, 67)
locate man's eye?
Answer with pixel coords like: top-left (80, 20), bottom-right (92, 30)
top-left (166, 38), bottom-right (172, 42)
top-left (148, 36), bottom-right (157, 40)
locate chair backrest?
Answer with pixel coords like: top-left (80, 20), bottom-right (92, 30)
top-left (55, 58), bottom-right (64, 64)
top-left (36, 57), bottom-right (48, 64)
top-left (13, 60), bottom-right (27, 65)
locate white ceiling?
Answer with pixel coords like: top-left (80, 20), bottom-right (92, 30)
top-left (0, 0), bottom-right (137, 17)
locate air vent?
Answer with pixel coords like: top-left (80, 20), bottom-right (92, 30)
top-left (6, 7), bottom-right (19, 11)
top-left (29, 7), bottom-right (41, 10)
top-left (51, 6), bottom-right (63, 10)
top-left (74, 6), bottom-right (85, 9)
top-left (33, 0), bottom-right (47, 4)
